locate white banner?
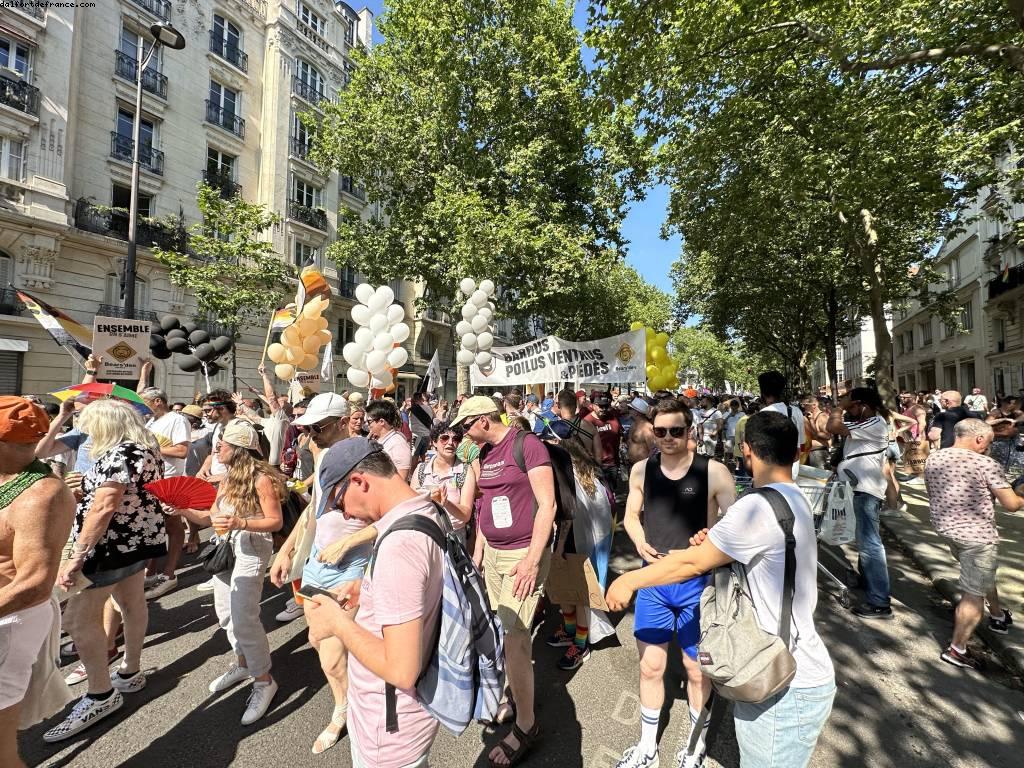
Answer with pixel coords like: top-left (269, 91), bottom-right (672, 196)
top-left (470, 329), bottom-right (646, 387)
top-left (92, 316), bottom-right (152, 380)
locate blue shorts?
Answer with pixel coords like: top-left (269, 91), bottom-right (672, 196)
top-left (302, 542), bottom-right (370, 591)
top-left (633, 574), bottom-right (709, 658)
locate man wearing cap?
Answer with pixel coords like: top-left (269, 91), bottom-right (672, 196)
top-left (197, 390), bottom-right (238, 484)
top-left (586, 394), bottom-right (623, 494)
top-left (366, 400), bottom-right (412, 480)
top-left (0, 398), bottom-right (76, 768)
top-left (452, 396), bottom-right (555, 766)
top-left (304, 437), bottom-right (444, 767)
top-left (626, 398), bottom-right (657, 464)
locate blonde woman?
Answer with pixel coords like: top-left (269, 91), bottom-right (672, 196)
top-left (45, 399), bottom-right (165, 743)
top-left (347, 407), bottom-right (365, 438)
top-left (175, 419), bottom-right (285, 725)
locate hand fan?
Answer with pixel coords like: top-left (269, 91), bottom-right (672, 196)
top-left (153, 433), bottom-right (172, 448)
top-left (144, 476), bottom-right (218, 511)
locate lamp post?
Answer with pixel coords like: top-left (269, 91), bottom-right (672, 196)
top-left (124, 22), bottom-right (185, 317)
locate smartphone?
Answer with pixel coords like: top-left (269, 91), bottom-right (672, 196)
top-left (297, 583), bottom-right (350, 608)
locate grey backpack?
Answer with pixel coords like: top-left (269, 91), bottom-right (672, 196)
top-left (696, 486), bottom-right (797, 704)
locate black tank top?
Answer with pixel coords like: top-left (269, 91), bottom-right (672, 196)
top-left (643, 453), bottom-right (710, 553)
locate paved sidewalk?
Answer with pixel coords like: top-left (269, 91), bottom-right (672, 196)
top-left (886, 474), bottom-right (1024, 676)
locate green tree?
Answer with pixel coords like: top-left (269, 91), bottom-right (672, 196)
top-left (671, 326), bottom-right (767, 392)
top-left (314, 0), bottom-right (625, 336)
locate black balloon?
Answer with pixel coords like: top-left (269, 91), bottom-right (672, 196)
top-left (205, 361), bottom-right (221, 376)
top-left (188, 329), bottom-right (210, 346)
top-left (159, 315), bottom-right (181, 333)
top-left (194, 342), bottom-right (216, 362)
top-left (177, 354), bottom-right (202, 373)
top-left (166, 336), bottom-right (189, 352)
top-left (182, 321), bottom-right (198, 334)
top-left (149, 334), bottom-right (165, 350)
top-left (211, 335), bottom-right (233, 354)
top-left (152, 344), bottom-right (172, 360)
top-left (165, 328), bottom-right (187, 340)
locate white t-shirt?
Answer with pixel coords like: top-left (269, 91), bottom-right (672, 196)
top-left (210, 422), bottom-right (226, 475)
top-left (724, 412), bottom-right (743, 440)
top-left (701, 409), bottom-right (722, 439)
top-left (147, 411), bottom-right (191, 478)
top-left (379, 429), bottom-right (412, 479)
top-left (763, 402), bottom-right (805, 449)
top-left (709, 482), bottom-right (835, 689)
top-left (837, 415), bottom-right (888, 500)
top-left (964, 394), bottom-right (988, 412)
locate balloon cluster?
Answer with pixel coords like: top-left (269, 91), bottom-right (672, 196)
top-left (341, 283), bottom-right (410, 392)
top-left (454, 278), bottom-right (496, 370)
top-left (153, 316), bottom-right (233, 376)
top-left (266, 297), bottom-right (332, 382)
top-left (631, 322), bottom-right (679, 391)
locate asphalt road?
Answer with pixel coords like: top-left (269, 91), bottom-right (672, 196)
top-left (20, 530), bottom-right (1024, 768)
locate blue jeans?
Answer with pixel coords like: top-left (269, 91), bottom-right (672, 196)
top-left (733, 682), bottom-right (836, 768)
top-left (853, 492), bottom-right (890, 607)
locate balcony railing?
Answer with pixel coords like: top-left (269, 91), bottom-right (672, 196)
top-left (205, 100), bottom-right (245, 138)
top-left (127, 0), bottom-right (171, 21)
top-left (202, 169), bottom-right (241, 199)
top-left (114, 50), bottom-right (168, 99)
top-left (10, 3), bottom-right (44, 20)
top-left (288, 200), bottom-right (328, 231)
top-left (0, 75), bottom-right (39, 116)
top-left (337, 280), bottom-right (357, 299)
top-left (98, 304), bottom-right (159, 322)
top-left (292, 77), bottom-right (330, 105)
top-left (297, 21), bottom-right (329, 52)
top-left (209, 31), bottom-right (249, 72)
top-left (110, 132), bottom-right (164, 175)
top-left (290, 136), bottom-right (312, 159)
top-left (197, 318), bottom-right (232, 337)
top-left (339, 175), bottom-right (366, 201)
top-left (74, 198), bottom-right (188, 252)
top-left (989, 263), bottom-right (1024, 301)
top-left (0, 287), bottom-right (23, 316)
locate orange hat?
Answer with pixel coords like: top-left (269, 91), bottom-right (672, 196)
top-left (0, 396), bottom-right (50, 443)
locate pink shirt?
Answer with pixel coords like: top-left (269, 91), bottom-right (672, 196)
top-left (414, 457), bottom-right (469, 531)
top-left (348, 495), bottom-right (444, 767)
top-left (379, 429), bottom-right (412, 479)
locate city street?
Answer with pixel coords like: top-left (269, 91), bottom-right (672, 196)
top-left (20, 531), bottom-right (1024, 768)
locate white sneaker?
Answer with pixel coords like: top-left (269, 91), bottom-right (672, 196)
top-left (144, 574), bottom-right (178, 600)
top-left (241, 679), bottom-right (278, 725)
top-left (208, 663), bottom-right (251, 693)
top-left (110, 668), bottom-right (146, 694)
top-left (196, 578), bottom-right (216, 593)
top-left (42, 691), bottom-right (123, 742)
top-left (276, 598), bottom-right (303, 623)
top-left (675, 744), bottom-right (706, 768)
top-left (616, 745), bottom-right (660, 768)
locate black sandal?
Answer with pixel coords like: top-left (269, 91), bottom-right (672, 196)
top-left (488, 723), bottom-right (540, 768)
top-left (479, 697), bottom-right (516, 727)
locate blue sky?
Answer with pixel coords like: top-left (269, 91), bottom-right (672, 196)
top-left (357, 1), bottom-right (679, 292)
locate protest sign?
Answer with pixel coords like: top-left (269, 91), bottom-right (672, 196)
top-left (294, 371), bottom-right (322, 394)
top-left (545, 554), bottom-right (609, 611)
top-left (92, 316), bottom-right (152, 380)
top-left (469, 329), bottom-right (645, 387)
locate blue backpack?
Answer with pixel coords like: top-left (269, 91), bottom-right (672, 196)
top-left (368, 504), bottom-right (506, 735)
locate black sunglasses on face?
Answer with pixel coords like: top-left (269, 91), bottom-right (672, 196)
top-left (653, 426), bottom-right (688, 438)
top-left (311, 418), bottom-right (339, 434)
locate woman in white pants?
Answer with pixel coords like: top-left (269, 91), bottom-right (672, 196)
top-left (176, 420), bottom-right (284, 724)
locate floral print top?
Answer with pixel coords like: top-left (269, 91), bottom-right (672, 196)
top-left (73, 441), bottom-right (167, 574)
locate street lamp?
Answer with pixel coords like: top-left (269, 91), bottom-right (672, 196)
top-left (124, 22), bottom-right (185, 317)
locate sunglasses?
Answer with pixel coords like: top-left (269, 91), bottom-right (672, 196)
top-left (436, 433), bottom-right (457, 444)
top-left (653, 426), bottom-right (688, 438)
top-left (310, 418), bottom-right (340, 434)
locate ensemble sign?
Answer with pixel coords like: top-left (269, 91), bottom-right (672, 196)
top-left (92, 316), bottom-right (152, 380)
top-left (469, 329), bottom-right (646, 387)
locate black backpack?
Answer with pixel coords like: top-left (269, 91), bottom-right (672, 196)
top-left (511, 430), bottom-right (577, 523)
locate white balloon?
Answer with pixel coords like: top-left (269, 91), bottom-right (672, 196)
top-left (372, 332), bottom-right (394, 351)
top-left (386, 304), bottom-right (404, 325)
top-left (365, 349), bottom-right (388, 374)
top-left (367, 293), bottom-right (386, 314)
top-left (459, 278), bottom-right (476, 296)
top-left (461, 332), bottom-right (478, 351)
top-left (351, 304), bottom-right (370, 327)
top-left (354, 326), bottom-right (374, 350)
top-left (477, 331), bottom-right (494, 350)
top-left (456, 348), bottom-right (475, 366)
top-left (478, 307), bottom-right (493, 322)
top-left (455, 320), bottom-right (472, 337)
top-left (387, 346), bottom-right (409, 368)
top-left (375, 285), bottom-right (395, 307)
top-left (471, 289), bottom-right (488, 307)
top-left (471, 314), bottom-right (488, 333)
top-left (342, 342), bottom-right (363, 367)
top-left (368, 313), bottom-right (388, 333)
top-left (480, 279), bottom-right (496, 296)
top-left (347, 367), bottom-right (370, 388)
top-left (391, 322), bottom-right (410, 343)
top-left (372, 371), bottom-right (393, 389)
top-left (487, 301), bottom-right (496, 311)
top-left (461, 303), bottom-right (478, 320)
top-left (475, 351), bottom-right (492, 367)
top-left (355, 283), bottom-right (375, 305)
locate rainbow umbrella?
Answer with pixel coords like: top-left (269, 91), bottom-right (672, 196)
top-left (51, 382), bottom-right (152, 415)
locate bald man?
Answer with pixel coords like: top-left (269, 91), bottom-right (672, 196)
top-left (928, 391), bottom-right (972, 449)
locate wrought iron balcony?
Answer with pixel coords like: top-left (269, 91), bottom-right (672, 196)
top-left (0, 75), bottom-right (39, 116)
top-left (288, 200), bottom-right (328, 231)
top-left (290, 136), bottom-right (312, 160)
top-left (292, 77), bottom-right (329, 105)
top-left (10, 2), bottom-right (44, 20)
top-left (98, 304), bottom-right (159, 322)
top-left (296, 21), bottom-right (329, 52)
top-left (339, 175), bottom-right (366, 201)
top-left (114, 50), bottom-right (168, 99)
top-left (989, 263), bottom-right (1024, 301)
top-left (110, 132), bottom-right (164, 175)
top-left (202, 168), bottom-right (241, 199)
top-left (74, 198), bottom-right (188, 252)
top-left (205, 100), bottom-right (245, 138)
top-left (209, 31), bottom-right (249, 72)
top-left (127, 0), bottom-right (171, 21)
top-left (337, 279), bottom-right (357, 299)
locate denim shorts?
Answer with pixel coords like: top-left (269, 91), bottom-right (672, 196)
top-left (302, 542), bottom-right (370, 591)
top-left (733, 682), bottom-right (836, 768)
top-left (945, 538), bottom-right (998, 596)
top-left (86, 559), bottom-right (147, 589)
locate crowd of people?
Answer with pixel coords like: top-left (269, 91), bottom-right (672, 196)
top-left (1, 360), bottom-right (1019, 768)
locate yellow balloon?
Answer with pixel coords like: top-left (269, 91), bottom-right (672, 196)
top-left (297, 317), bottom-right (319, 336)
top-left (650, 375), bottom-right (666, 390)
top-left (300, 353), bottom-right (319, 370)
top-left (646, 365), bottom-right (659, 380)
top-left (281, 325), bottom-right (301, 347)
top-left (267, 342), bottom-right (287, 364)
top-left (651, 346), bottom-right (666, 363)
top-left (274, 363), bottom-right (295, 380)
top-left (655, 332), bottom-right (669, 346)
top-left (661, 363), bottom-right (676, 377)
top-left (316, 316), bottom-right (329, 331)
top-left (284, 345), bottom-right (304, 365)
top-left (302, 297), bottom-right (322, 318)
top-left (317, 329), bottom-right (332, 345)
top-left (630, 321), bottom-right (644, 331)
top-left (645, 327), bottom-right (656, 339)
top-left (302, 334), bottom-right (322, 354)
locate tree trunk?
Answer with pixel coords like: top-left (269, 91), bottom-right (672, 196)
top-left (825, 285), bottom-right (840, 403)
top-left (230, 324), bottom-right (238, 393)
top-left (863, 254), bottom-right (896, 407)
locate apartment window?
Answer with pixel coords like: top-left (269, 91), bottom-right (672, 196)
top-left (297, 3), bottom-right (325, 35)
top-left (207, 147), bottom-right (235, 175)
top-left (0, 137), bottom-right (23, 181)
top-left (292, 112), bottom-right (312, 148)
top-left (961, 360), bottom-right (976, 393)
top-left (104, 272), bottom-right (147, 307)
top-left (292, 178), bottom-right (321, 208)
top-left (904, 330), bottom-right (914, 352)
top-left (112, 183), bottom-right (151, 217)
top-left (119, 27), bottom-right (160, 80)
top-left (895, 335), bottom-right (904, 356)
top-left (293, 241), bottom-right (319, 267)
top-left (212, 15), bottom-right (241, 53)
top-left (0, 36), bottom-right (31, 79)
top-left (343, 13), bottom-right (356, 45)
top-left (943, 363), bottom-right (957, 391)
top-left (337, 318), bottom-right (354, 346)
top-left (995, 317), bottom-right (1006, 352)
top-left (919, 321), bottom-right (932, 346)
top-left (209, 81), bottom-right (238, 118)
top-left (947, 255), bottom-right (960, 288)
top-left (960, 301), bottom-right (974, 332)
top-left (295, 59), bottom-right (324, 98)
top-left (116, 108), bottom-right (154, 152)
top-left (419, 330), bottom-right (437, 357)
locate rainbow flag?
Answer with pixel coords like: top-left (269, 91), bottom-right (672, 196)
top-left (270, 305), bottom-right (297, 330)
top-left (16, 288), bottom-right (92, 360)
top-left (294, 260), bottom-right (332, 315)
top-left (1002, 261), bottom-right (1011, 282)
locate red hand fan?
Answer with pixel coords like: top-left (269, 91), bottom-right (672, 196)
top-left (144, 477), bottom-right (218, 511)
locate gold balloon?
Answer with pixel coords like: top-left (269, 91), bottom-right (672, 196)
top-left (316, 316), bottom-right (329, 331)
top-left (274, 363), bottom-right (295, 380)
top-left (297, 317), bottom-right (319, 336)
top-left (281, 325), bottom-right (301, 347)
top-left (300, 353), bottom-right (319, 370)
top-left (316, 329), bottom-right (332, 345)
top-left (284, 345), bottom-right (304, 365)
top-left (267, 342), bottom-right (287, 364)
top-left (302, 334), bottom-right (322, 354)
top-left (302, 297), bottom-right (322, 318)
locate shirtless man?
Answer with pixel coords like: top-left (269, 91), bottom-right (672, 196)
top-left (626, 398), bottom-right (657, 465)
top-left (802, 397), bottom-right (831, 470)
top-left (0, 397), bottom-right (76, 768)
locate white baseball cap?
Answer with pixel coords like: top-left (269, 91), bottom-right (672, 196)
top-left (293, 392), bottom-right (350, 425)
